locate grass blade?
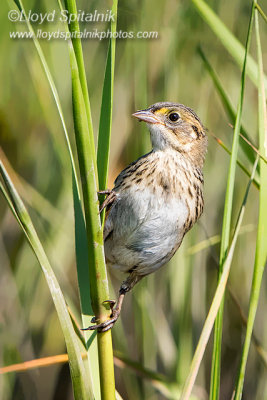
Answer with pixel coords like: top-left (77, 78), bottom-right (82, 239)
top-left (233, 7), bottom-right (267, 399)
top-left (210, 133), bottom-right (260, 189)
top-left (255, 3), bottom-right (267, 23)
top-left (198, 47), bottom-right (256, 167)
top-left (97, 0), bottom-right (118, 222)
top-left (180, 155), bottom-right (259, 400)
top-left (11, 0), bottom-right (80, 199)
top-left (64, 0), bottom-right (96, 172)
top-left (239, 131), bottom-right (267, 164)
top-left (0, 354), bottom-right (87, 374)
top-left (97, 40), bottom-right (114, 190)
top-left (0, 161), bottom-right (93, 400)
top-left (192, 0), bottom-right (267, 94)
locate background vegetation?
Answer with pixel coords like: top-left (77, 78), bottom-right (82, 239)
top-left (0, 0), bottom-right (266, 399)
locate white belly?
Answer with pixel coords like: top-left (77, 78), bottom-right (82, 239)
top-left (104, 187), bottom-right (188, 275)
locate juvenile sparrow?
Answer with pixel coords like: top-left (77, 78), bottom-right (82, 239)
top-left (86, 102), bottom-right (208, 332)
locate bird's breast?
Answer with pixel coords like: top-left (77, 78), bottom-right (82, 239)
top-left (104, 152), bottom-right (204, 274)
top-left (104, 184), bottom-right (190, 273)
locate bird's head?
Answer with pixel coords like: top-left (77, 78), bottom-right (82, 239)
top-left (132, 102), bottom-right (208, 168)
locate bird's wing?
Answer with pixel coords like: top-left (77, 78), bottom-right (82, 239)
top-left (104, 151), bottom-right (153, 242)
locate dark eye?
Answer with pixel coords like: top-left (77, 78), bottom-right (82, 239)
top-left (168, 112), bottom-right (180, 122)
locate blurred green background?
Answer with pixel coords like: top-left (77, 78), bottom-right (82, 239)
top-left (0, 0), bottom-right (266, 399)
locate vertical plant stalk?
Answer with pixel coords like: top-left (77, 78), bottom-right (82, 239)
top-left (97, 0), bottom-right (118, 225)
top-left (209, 4), bottom-right (255, 399)
top-left (65, 0), bottom-right (119, 396)
top-left (64, 1), bottom-right (119, 398)
top-left (69, 42), bottom-right (115, 399)
top-left (234, 7), bottom-right (267, 399)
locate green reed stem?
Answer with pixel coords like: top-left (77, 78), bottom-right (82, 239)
top-left (69, 41), bottom-right (115, 400)
top-left (64, 1), bottom-right (117, 398)
top-left (209, 3), bottom-right (255, 399)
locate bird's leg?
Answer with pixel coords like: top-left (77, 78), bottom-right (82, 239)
top-left (98, 190), bottom-right (117, 214)
top-left (82, 273), bottom-right (142, 332)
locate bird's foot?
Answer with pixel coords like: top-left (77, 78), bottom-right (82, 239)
top-left (98, 190), bottom-right (113, 195)
top-left (98, 190), bottom-right (117, 214)
top-left (82, 298), bottom-right (122, 333)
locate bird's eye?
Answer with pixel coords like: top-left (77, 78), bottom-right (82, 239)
top-left (168, 112), bottom-right (180, 122)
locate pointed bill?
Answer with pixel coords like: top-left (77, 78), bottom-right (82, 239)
top-left (132, 110), bottom-right (160, 124)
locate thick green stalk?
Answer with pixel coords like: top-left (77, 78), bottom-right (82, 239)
top-left (64, 1), bottom-right (117, 398)
top-left (209, 4), bottom-right (255, 398)
top-left (234, 8), bottom-right (267, 399)
top-left (69, 41), bottom-right (115, 399)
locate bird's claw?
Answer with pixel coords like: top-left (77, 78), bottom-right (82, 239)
top-left (103, 299), bottom-right (116, 310)
top-left (98, 190), bottom-right (112, 195)
top-left (82, 290), bottom-right (126, 332)
top-left (81, 299), bottom-right (119, 332)
top-left (82, 309), bottom-right (120, 333)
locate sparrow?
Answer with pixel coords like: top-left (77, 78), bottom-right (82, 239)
top-left (86, 102), bottom-right (208, 332)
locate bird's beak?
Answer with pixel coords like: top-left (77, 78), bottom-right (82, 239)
top-left (132, 109), bottom-right (160, 124)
